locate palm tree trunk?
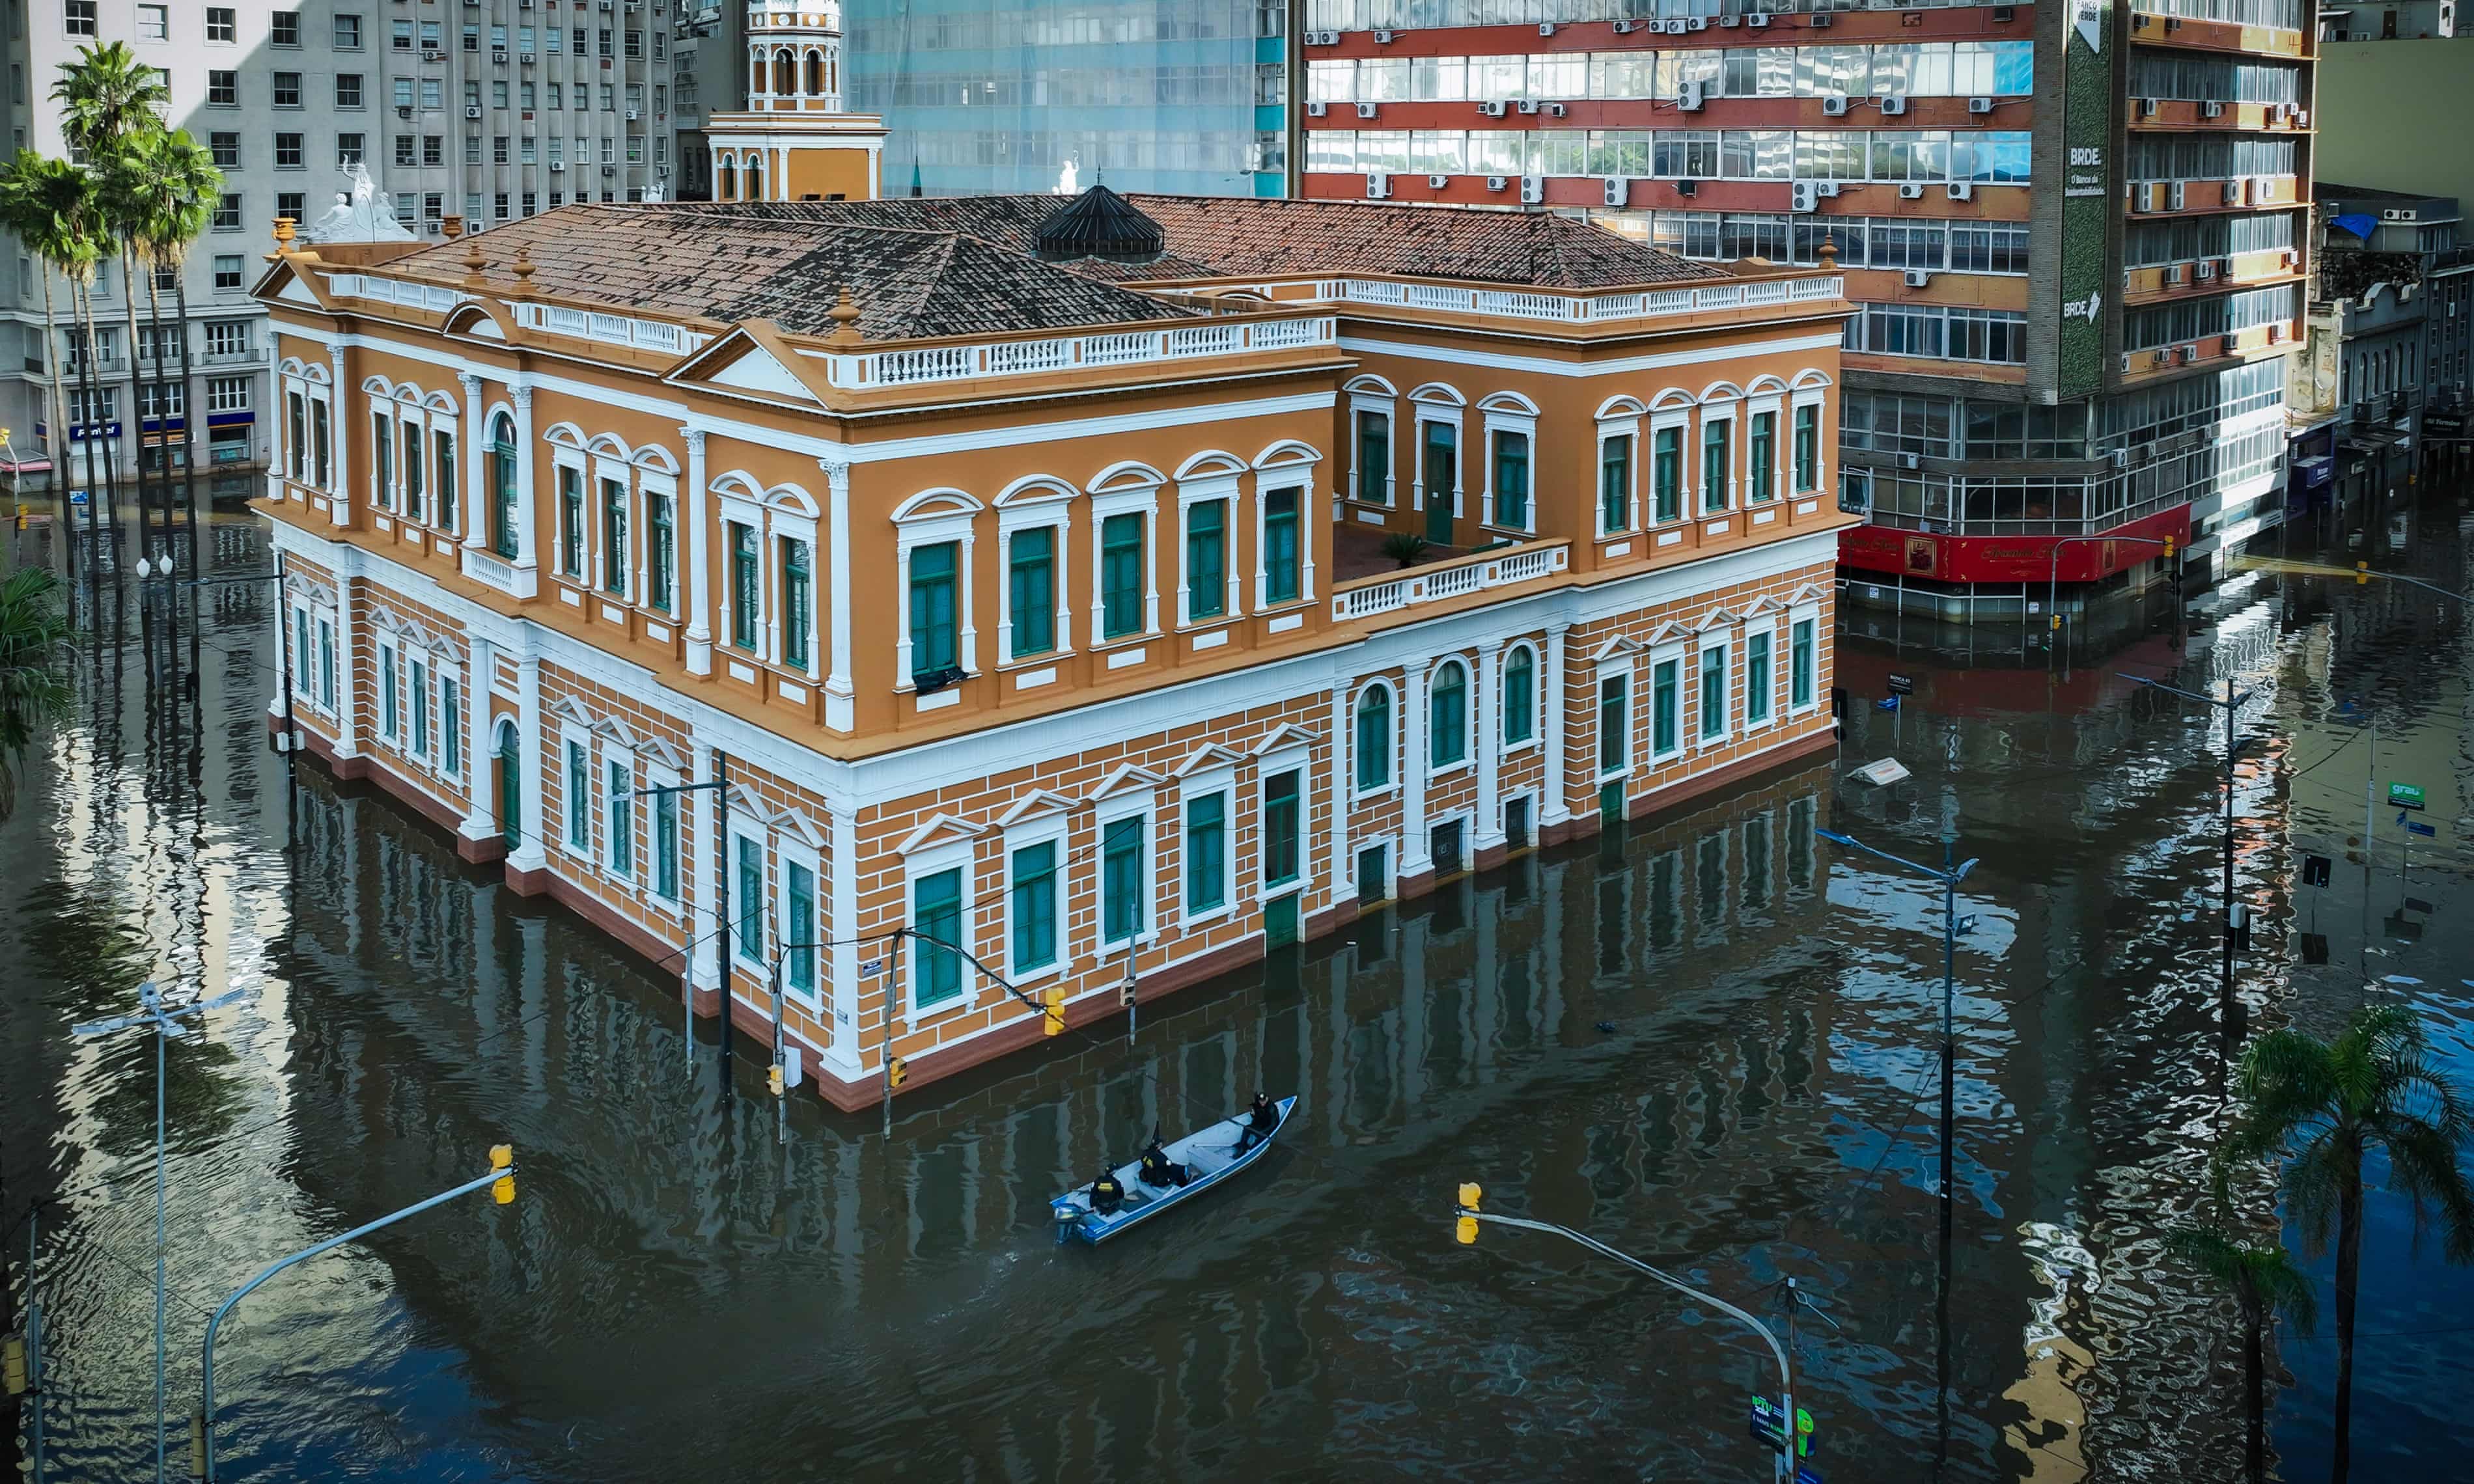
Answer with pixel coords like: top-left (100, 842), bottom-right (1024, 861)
top-left (2242, 1299), bottom-right (2266, 1484)
top-left (70, 279), bottom-right (108, 562)
top-left (2333, 1142), bottom-right (2363, 1484)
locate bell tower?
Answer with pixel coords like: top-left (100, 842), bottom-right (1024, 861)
top-left (705, 0), bottom-right (887, 203)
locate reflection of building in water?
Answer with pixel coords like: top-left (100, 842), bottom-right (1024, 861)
top-left (255, 179), bottom-right (1854, 1108)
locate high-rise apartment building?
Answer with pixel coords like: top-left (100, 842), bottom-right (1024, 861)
top-left (667, 0), bottom-right (742, 196)
top-left (1, 0), bottom-right (675, 495)
top-left (837, 0), bottom-right (1294, 197)
top-left (1299, 0), bottom-right (2313, 611)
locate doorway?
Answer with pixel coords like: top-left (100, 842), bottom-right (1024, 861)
top-left (493, 717), bottom-right (520, 847)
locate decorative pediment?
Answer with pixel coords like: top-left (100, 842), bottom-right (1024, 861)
top-left (1587, 634), bottom-right (1645, 663)
top-left (285, 570), bottom-right (337, 609)
top-left (1249, 722), bottom-right (1319, 758)
top-left (591, 712), bottom-right (646, 751)
top-left (1644, 620), bottom-right (1690, 648)
top-left (1695, 606), bottom-right (1740, 631)
top-left (1087, 762), bottom-right (1169, 802)
top-left (667, 322), bottom-right (826, 407)
top-left (894, 811), bottom-right (991, 857)
top-left (723, 781), bottom-right (766, 816)
top-left (770, 805), bottom-right (827, 851)
top-left (1788, 583), bottom-right (1826, 605)
top-left (273, 269), bottom-right (323, 307)
top-left (636, 735), bottom-right (691, 773)
top-left (1744, 596), bottom-right (1785, 616)
top-left (548, 694), bottom-right (598, 729)
top-left (995, 788), bottom-right (1079, 826)
top-left (1171, 742), bottom-right (1245, 778)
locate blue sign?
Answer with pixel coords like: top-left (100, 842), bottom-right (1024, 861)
top-left (2407, 820), bottom-right (2437, 838)
top-left (1798, 1469), bottom-right (1825, 1484)
top-left (1876, 696), bottom-right (1900, 711)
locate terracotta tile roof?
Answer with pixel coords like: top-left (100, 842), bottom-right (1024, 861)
top-left (383, 203), bottom-right (1197, 341)
top-left (799, 193), bottom-right (1718, 289)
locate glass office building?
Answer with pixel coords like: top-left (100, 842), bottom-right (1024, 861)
top-left (841, 0), bottom-right (1292, 197)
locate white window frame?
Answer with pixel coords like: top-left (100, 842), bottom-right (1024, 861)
top-left (1411, 400), bottom-right (1465, 528)
top-left (551, 446), bottom-right (591, 583)
top-left (730, 825), bottom-right (771, 966)
top-left (1000, 813), bottom-right (1070, 983)
top-left (1088, 485), bottom-right (1160, 648)
top-left (1594, 658), bottom-right (1636, 782)
top-left (645, 762), bottom-right (684, 915)
top-left (1698, 406), bottom-right (1739, 515)
top-left (1696, 633), bottom-right (1734, 748)
top-left (903, 838), bottom-right (975, 1023)
top-left (1648, 641), bottom-right (1688, 763)
top-left (1742, 618), bottom-right (1780, 732)
top-left (369, 407), bottom-right (397, 510)
top-left (591, 456), bottom-right (634, 603)
top-left (772, 511), bottom-right (820, 680)
top-left (1745, 393), bottom-right (1785, 505)
top-left (637, 465), bottom-right (679, 612)
top-left (1174, 474), bottom-right (1242, 629)
top-left (602, 745), bottom-right (636, 883)
top-left (1500, 641), bottom-right (1542, 755)
top-left (1479, 401), bottom-right (1539, 536)
top-left (1177, 768), bottom-right (1236, 928)
top-left (1094, 788), bottom-right (1158, 950)
top-left (893, 508), bottom-right (975, 687)
top-left (1787, 603), bottom-right (1823, 716)
top-left (776, 837), bottom-right (823, 1008)
top-left (1594, 415), bottom-right (1641, 539)
top-left (1350, 678), bottom-right (1399, 800)
top-left (1253, 473), bottom-right (1318, 611)
top-left (995, 501), bottom-right (1072, 667)
top-left (1255, 746), bottom-right (1313, 905)
top-left (1425, 655), bottom-right (1475, 780)
top-left (378, 639), bottom-right (400, 740)
top-left (1348, 392), bottom-right (1396, 508)
top-left (1789, 389), bottom-right (1828, 496)
top-left (717, 491), bottom-right (767, 661)
top-left (1649, 403), bottom-right (1692, 525)
top-left (557, 722), bottom-right (594, 859)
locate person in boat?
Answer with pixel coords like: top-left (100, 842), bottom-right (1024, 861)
top-left (1234, 1092), bottom-right (1280, 1154)
top-left (1137, 1135), bottom-right (1191, 1189)
top-left (1090, 1170), bottom-right (1125, 1215)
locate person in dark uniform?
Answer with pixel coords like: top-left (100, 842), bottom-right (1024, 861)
top-left (1138, 1135), bottom-right (1190, 1189)
top-left (1234, 1092), bottom-right (1280, 1154)
top-left (1089, 1170), bottom-right (1125, 1215)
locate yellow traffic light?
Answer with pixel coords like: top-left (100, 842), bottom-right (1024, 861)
top-left (3, 1333), bottom-right (26, 1395)
top-left (1119, 978), bottom-right (1137, 1009)
top-left (2357, 560), bottom-right (2371, 585)
top-left (2162, 535), bottom-right (2175, 560)
top-left (768, 1063), bottom-right (785, 1097)
top-left (1455, 1182), bottom-right (1482, 1244)
top-left (1043, 985), bottom-right (1066, 1037)
top-left (887, 1055), bottom-right (909, 1088)
top-left (489, 1143), bottom-right (516, 1205)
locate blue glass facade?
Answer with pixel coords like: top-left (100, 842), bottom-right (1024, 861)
top-left (841, 0), bottom-right (1289, 197)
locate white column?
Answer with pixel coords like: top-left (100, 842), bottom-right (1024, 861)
top-left (457, 372), bottom-right (484, 542)
top-left (510, 382), bottom-right (536, 569)
top-left (827, 803), bottom-right (861, 1073)
top-left (689, 737), bottom-right (719, 991)
top-left (1542, 620), bottom-right (1571, 827)
top-left (683, 427), bottom-right (713, 675)
top-left (1400, 664), bottom-right (1429, 877)
top-left (1327, 685), bottom-right (1354, 908)
top-left (458, 634), bottom-right (496, 842)
top-left (332, 568), bottom-right (361, 759)
top-left (820, 451), bottom-right (854, 729)
top-left (510, 652), bottom-right (546, 873)
top-left (1473, 637), bottom-right (1503, 852)
top-left (326, 346), bottom-right (350, 499)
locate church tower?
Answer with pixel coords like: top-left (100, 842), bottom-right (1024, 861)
top-left (705, 0), bottom-right (887, 204)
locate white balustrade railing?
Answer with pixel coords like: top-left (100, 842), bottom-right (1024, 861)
top-left (818, 316), bottom-right (1337, 390)
top-left (1321, 273), bottom-right (1839, 326)
top-left (1329, 542), bottom-right (1570, 624)
top-left (324, 274), bottom-right (471, 313)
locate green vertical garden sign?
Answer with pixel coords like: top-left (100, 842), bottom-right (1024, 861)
top-left (2057, 0), bottom-right (2114, 398)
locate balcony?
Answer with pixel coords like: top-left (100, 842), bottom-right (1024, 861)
top-left (1330, 539), bottom-right (1568, 624)
top-left (199, 346), bottom-right (268, 367)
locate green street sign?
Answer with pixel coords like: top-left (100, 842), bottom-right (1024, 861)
top-left (2390, 783), bottom-right (2426, 812)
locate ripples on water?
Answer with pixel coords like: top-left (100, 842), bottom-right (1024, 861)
top-left (3, 494), bottom-right (2469, 1481)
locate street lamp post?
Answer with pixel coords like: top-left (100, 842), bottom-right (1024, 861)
top-left (197, 1147), bottom-right (516, 1483)
top-left (69, 980), bottom-right (252, 1484)
top-left (621, 758), bottom-right (733, 1089)
top-left (2045, 534), bottom-right (2173, 650)
top-left (2119, 672), bottom-right (2253, 1038)
top-left (1450, 1194), bottom-right (1801, 1483)
top-left (766, 939), bottom-right (829, 1144)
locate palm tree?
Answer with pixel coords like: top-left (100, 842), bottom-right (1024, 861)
top-left (2221, 1003), bottom-right (2474, 1483)
top-left (102, 128), bottom-right (218, 573)
top-left (0, 566), bottom-right (70, 818)
top-left (54, 42), bottom-right (168, 551)
top-left (2166, 1223), bottom-right (2316, 1484)
top-left (0, 152), bottom-right (95, 539)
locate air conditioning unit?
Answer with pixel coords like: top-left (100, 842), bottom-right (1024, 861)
top-left (2140, 98), bottom-right (2161, 118)
top-left (465, 105), bottom-right (483, 118)
top-left (2217, 256), bottom-right (2235, 279)
top-left (1604, 176), bottom-right (1630, 206)
top-left (1546, 102), bottom-right (1567, 117)
top-left (1486, 174), bottom-right (1508, 192)
top-left (396, 105), bottom-right (413, 118)
top-left (626, 109), bottom-right (639, 119)
top-left (1425, 174), bottom-right (1448, 189)
top-left (1374, 28), bottom-right (1397, 42)
top-left (2167, 182), bottom-right (2186, 210)
top-left (1879, 96), bottom-right (1908, 117)
top-left (1367, 171), bottom-right (1392, 200)
top-left (1686, 16), bottom-right (1708, 29)
top-left (2251, 176), bottom-right (2275, 203)
top-left (2165, 263), bottom-right (2186, 286)
top-left (492, 49), bottom-right (509, 62)
top-left (1791, 181), bottom-right (1819, 213)
top-left (1662, 18), bottom-right (1689, 33)
top-left (1520, 174), bottom-right (1544, 204)
top-left (2151, 349), bottom-right (2173, 368)
top-left (1747, 12), bottom-right (1771, 25)
top-left (2202, 100), bottom-right (2224, 118)
top-left (2178, 344), bottom-right (2199, 364)
top-left (2281, 247), bottom-right (2298, 268)
top-left (1947, 181), bottom-right (1973, 201)
top-left (2222, 180), bottom-right (2243, 206)
top-left (1305, 101), bottom-right (1326, 117)
top-left (549, 160), bottom-right (566, 171)
top-left (1516, 99), bottom-right (1542, 115)
top-left (1310, 29), bottom-right (1341, 44)
top-left (1900, 452), bottom-right (1922, 471)
top-left (601, 164), bottom-right (616, 176)
top-left (1538, 20), bottom-right (1555, 34)
top-left (1479, 100), bottom-right (1508, 117)
top-left (521, 53), bottom-right (536, 64)
top-left (1809, 11), bottom-right (1833, 25)
top-left (1676, 81), bottom-right (1707, 111)
top-left (2166, 14), bottom-right (2184, 26)
top-left (1612, 18), bottom-right (1635, 32)
top-left (1355, 102), bottom-right (1378, 119)
top-left (1675, 178), bottom-right (1697, 198)
top-left (1898, 182), bottom-right (1925, 199)
top-left (1904, 269), bottom-right (1930, 288)
top-left (1967, 96), bottom-right (1994, 115)
top-left (423, 48), bottom-right (445, 59)
top-left (2133, 10), bottom-right (2153, 25)
top-left (1822, 93), bottom-right (1850, 117)
top-left (2267, 322), bottom-right (2284, 342)
top-left (1813, 180), bottom-right (1840, 197)
top-left (1720, 12), bottom-right (1742, 25)
top-left (1992, 5), bottom-right (2016, 19)
top-left (597, 0), bottom-right (614, 9)
top-left (2193, 260), bottom-right (2215, 282)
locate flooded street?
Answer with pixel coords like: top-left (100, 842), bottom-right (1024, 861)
top-left (4, 488), bottom-right (2471, 1483)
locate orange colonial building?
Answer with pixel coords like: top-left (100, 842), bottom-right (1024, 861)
top-left (253, 184), bottom-right (1855, 1109)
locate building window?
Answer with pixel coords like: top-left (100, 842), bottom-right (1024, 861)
top-left (565, 739), bottom-right (590, 849)
top-left (1748, 411), bottom-right (1776, 502)
top-left (333, 12), bottom-right (361, 48)
top-left (781, 538), bottom-right (811, 668)
top-left (1430, 661), bottom-right (1467, 768)
top-left (600, 476), bottom-right (629, 596)
top-left (736, 836), bottom-right (764, 961)
top-left (370, 413), bottom-right (392, 507)
top-left (1421, 420), bottom-right (1456, 516)
top-left (1652, 657), bottom-right (1680, 756)
top-left (1186, 793), bottom-right (1227, 914)
top-left (208, 70), bottom-right (237, 106)
top-left (1354, 408), bottom-right (1389, 504)
top-left (1184, 499), bottom-right (1226, 622)
top-left (1652, 426), bottom-right (1682, 522)
top-left (1790, 618), bottom-right (1816, 709)
top-left (317, 619), bottom-right (335, 708)
top-left (1009, 841), bottom-right (1058, 974)
top-left (209, 132), bottom-right (240, 167)
top-left (557, 467), bottom-right (584, 575)
top-left (274, 134), bottom-right (303, 169)
top-left (1598, 674), bottom-right (1628, 775)
top-left (646, 493), bottom-right (674, 612)
top-left (1700, 646), bottom-right (1728, 741)
top-left (1006, 527), bottom-right (1055, 659)
top-left (1101, 815), bottom-right (1147, 945)
top-left (1746, 631), bottom-right (1772, 725)
top-left (1701, 420), bottom-right (1731, 513)
top-left (1492, 428), bottom-right (1530, 530)
top-left (913, 868), bottom-right (963, 1008)
top-left (785, 861), bottom-right (815, 993)
top-left (398, 418), bottom-right (423, 519)
top-left (379, 643), bottom-right (398, 737)
top-left (1355, 843), bottom-right (1389, 905)
top-left (206, 376), bottom-right (248, 412)
top-left (432, 428), bottom-right (456, 532)
top-left (66, 1), bottom-right (97, 38)
top-left (606, 759), bottom-right (633, 879)
top-left (309, 394), bottom-right (330, 486)
top-left (1262, 488), bottom-right (1301, 605)
top-left (1793, 405), bottom-right (1820, 492)
top-left (1262, 771), bottom-right (1301, 888)
top-left (488, 414), bottom-right (518, 558)
top-left (729, 523), bottom-right (758, 649)
top-left (441, 676), bottom-right (460, 773)
top-left (908, 541), bottom-right (958, 679)
top-left (273, 73), bottom-right (301, 108)
top-left (1503, 646), bottom-right (1535, 745)
top-left (1599, 434), bottom-right (1632, 534)
top-left (136, 5), bottom-right (167, 41)
top-left (1100, 512), bottom-right (1144, 639)
top-left (654, 788), bottom-right (679, 900)
top-left (1354, 683), bottom-right (1391, 791)
top-left (337, 76), bottom-right (364, 110)
top-left (212, 193), bottom-right (242, 230)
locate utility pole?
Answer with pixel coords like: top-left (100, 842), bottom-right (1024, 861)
top-left (767, 939), bottom-right (826, 1144)
top-left (2119, 672), bottom-right (2254, 1041)
top-left (622, 755), bottom-right (732, 1092)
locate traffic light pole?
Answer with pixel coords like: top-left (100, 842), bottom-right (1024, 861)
top-left (2119, 672), bottom-right (2254, 1045)
top-left (2046, 534), bottom-right (2172, 650)
top-left (620, 760), bottom-right (732, 1092)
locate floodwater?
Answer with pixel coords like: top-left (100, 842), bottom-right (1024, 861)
top-left (3, 485), bottom-right (2470, 1483)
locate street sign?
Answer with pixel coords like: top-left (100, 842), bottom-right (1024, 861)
top-left (1850, 758), bottom-right (1911, 786)
top-left (2390, 782), bottom-right (2426, 810)
top-left (1797, 1469), bottom-right (1825, 1484)
top-left (1750, 1397), bottom-right (1787, 1448)
top-left (1887, 674), bottom-right (1914, 696)
top-left (2303, 854), bottom-right (2332, 888)
top-left (2407, 820), bottom-right (2437, 838)
top-left (1876, 696), bottom-right (1900, 711)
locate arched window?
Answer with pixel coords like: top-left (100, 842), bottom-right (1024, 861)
top-left (1430, 661), bottom-right (1467, 767)
top-left (1354, 684), bottom-right (1392, 791)
top-left (717, 157), bottom-right (736, 200)
top-left (1503, 645), bottom-right (1535, 746)
top-left (804, 48), bottom-right (824, 96)
top-left (749, 49), bottom-right (764, 96)
top-left (488, 412), bottom-right (519, 559)
top-left (772, 48), bottom-right (794, 96)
